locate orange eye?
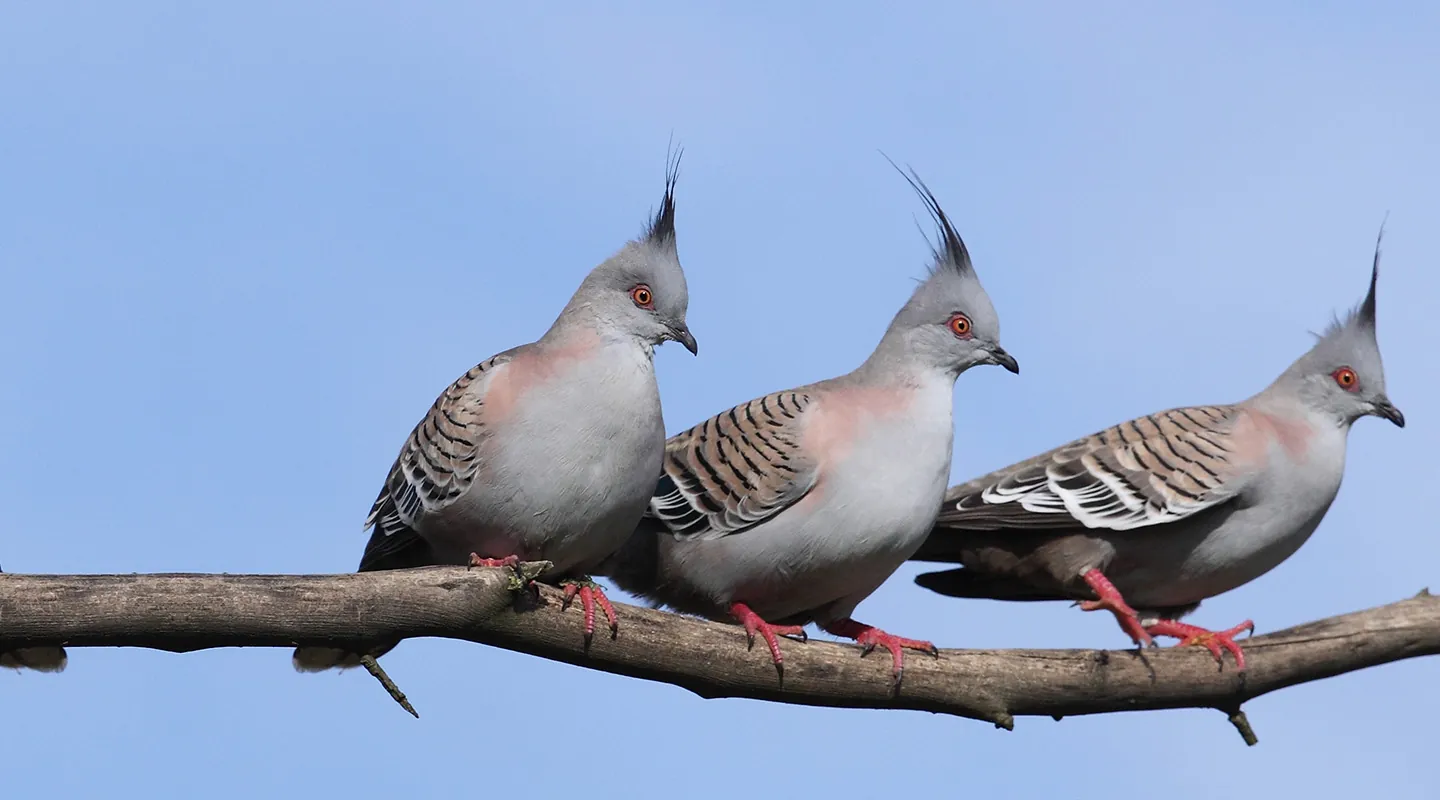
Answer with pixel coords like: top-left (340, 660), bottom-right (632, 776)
top-left (631, 285), bottom-right (654, 308)
top-left (948, 313), bottom-right (972, 338)
top-left (1333, 367), bottom-right (1360, 392)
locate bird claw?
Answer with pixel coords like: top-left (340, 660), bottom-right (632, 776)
top-left (730, 603), bottom-right (806, 681)
top-left (559, 578), bottom-right (619, 649)
top-left (467, 553), bottom-right (520, 569)
top-left (1145, 618), bottom-right (1256, 671)
top-left (824, 619), bottom-right (938, 694)
top-left (468, 553), bottom-right (538, 595)
top-left (1079, 569), bottom-right (1156, 648)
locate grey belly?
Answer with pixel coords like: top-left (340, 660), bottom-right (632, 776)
top-left (420, 493), bottom-right (651, 577)
top-left (1104, 508), bottom-right (1320, 609)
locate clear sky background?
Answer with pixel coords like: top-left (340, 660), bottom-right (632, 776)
top-left (4, 3), bottom-right (1437, 797)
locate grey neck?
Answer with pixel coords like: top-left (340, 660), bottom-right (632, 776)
top-left (850, 328), bottom-right (952, 388)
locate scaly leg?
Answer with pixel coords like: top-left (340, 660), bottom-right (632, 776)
top-left (729, 602), bottom-right (807, 681)
top-left (1145, 618), bottom-right (1255, 671)
top-left (560, 577), bottom-right (620, 648)
top-left (822, 618), bottom-right (939, 692)
top-left (1078, 569), bottom-right (1155, 648)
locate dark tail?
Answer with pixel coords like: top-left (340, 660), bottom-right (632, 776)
top-left (292, 527), bottom-right (433, 672)
top-left (595, 518), bottom-right (664, 600)
top-left (914, 567), bottom-right (1068, 602)
top-left (1, 647), bottom-right (67, 672)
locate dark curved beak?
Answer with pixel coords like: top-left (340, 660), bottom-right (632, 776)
top-left (1373, 398), bottom-right (1405, 428)
top-left (988, 345), bottom-right (1019, 374)
top-left (669, 325), bottom-right (698, 356)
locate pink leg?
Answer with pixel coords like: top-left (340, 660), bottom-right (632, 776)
top-left (823, 618), bottom-right (939, 692)
top-left (1079, 569), bottom-right (1155, 648)
top-left (729, 602), bottom-right (807, 680)
top-left (1145, 618), bottom-right (1255, 671)
top-left (560, 579), bottom-right (620, 648)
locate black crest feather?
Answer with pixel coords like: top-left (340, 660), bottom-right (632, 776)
top-left (881, 152), bottom-right (973, 277)
top-left (644, 141), bottom-right (683, 248)
top-left (1320, 218), bottom-right (1387, 340)
top-left (1358, 216), bottom-right (1385, 329)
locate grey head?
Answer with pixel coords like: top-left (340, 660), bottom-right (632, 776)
top-left (549, 149), bottom-right (697, 354)
top-left (1269, 227), bottom-right (1402, 428)
top-left (859, 160), bottom-right (1018, 380)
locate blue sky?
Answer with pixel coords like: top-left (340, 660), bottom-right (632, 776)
top-left (4, 3), bottom-right (1437, 796)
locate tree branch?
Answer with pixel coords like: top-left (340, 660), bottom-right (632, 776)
top-left (3, 567), bottom-right (1435, 743)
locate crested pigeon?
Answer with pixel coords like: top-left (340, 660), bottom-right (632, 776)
top-left (602, 165), bottom-right (1017, 689)
top-left (912, 230), bottom-right (1403, 670)
top-left (293, 156), bottom-right (697, 671)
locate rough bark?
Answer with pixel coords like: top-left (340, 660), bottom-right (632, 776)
top-left (2, 566), bottom-right (1434, 744)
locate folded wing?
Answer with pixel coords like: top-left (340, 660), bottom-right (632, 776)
top-left (359, 351), bottom-right (517, 571)
top-left (936, 405), bottom-right (1249, 535)
top-left (649, 389), bottom-right (820, 540)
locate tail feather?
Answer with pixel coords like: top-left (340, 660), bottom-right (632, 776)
top-left (914, 567), bottom-right (1068, 602)
top-left (1, 646), bottom-right (68, 673)
top-left (595, 518), bottom-right (664, 599)
top-left (292, 643), bottom-right (396, 673)
top-left (292, 526), bottom-right (431, 672)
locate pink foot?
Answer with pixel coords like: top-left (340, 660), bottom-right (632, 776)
top-left (467, 553), bottom-right (519, 569)
top-left (561, 579), bottom-right (619, 648)
top-left (1145, 618), bottom-right (1255, 671)
top-left (823, 618), bottom-right (939, 692)
top-left (467, 553), bottom-right (537, 598)
top-left (729, 602), bottom-right (807, 680)
top-left (1079, 569), bottom-right (1155, 648)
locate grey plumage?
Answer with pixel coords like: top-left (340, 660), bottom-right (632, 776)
top-left (295, 156), bottom-right (696, 672)
top-left (913, 230), bottom-right (1402, 667)
top-left (603, 165), bottom-right (1017, 687)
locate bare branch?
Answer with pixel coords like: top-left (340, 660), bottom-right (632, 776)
top-left (358, 654), bottom-right (417, 718)
top-left (3, 567), bottom-right (1437, 741)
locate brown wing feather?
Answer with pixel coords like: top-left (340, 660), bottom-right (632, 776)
top-left (936, 405), bottom-right (1247, 533)
top-left (648, 389), bottom-right (820, 539)
top-left (358, 350), bottom-right (517, 570)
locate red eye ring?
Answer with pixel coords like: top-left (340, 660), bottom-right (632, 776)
top-left (631, 285), bottom-right (654, 309)
top-left (948, 313), bottom-right (972, 338)
top-left (1332, 367), bottom-right (1360, 392)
